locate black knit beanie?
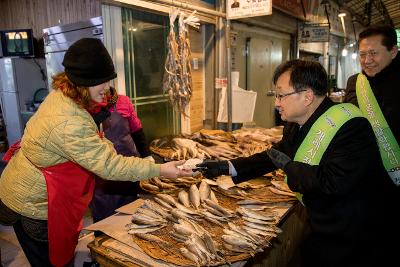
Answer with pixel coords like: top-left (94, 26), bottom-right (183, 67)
top-left (62, 38), bottom-right (117, 86)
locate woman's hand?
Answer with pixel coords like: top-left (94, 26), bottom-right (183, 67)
top-left (160, 160), bottom-right (193, 179)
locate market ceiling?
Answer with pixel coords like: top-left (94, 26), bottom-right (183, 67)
top-left (341, 0), bottom-right (400, 28)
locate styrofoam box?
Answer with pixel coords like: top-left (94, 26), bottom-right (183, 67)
top-left (217, 87), bottom-right (257, 123)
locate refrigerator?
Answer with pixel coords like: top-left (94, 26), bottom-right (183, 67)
top-left (43, 16), bottom-right (103, 86)
top-left (0, 57), bottom-right (47, 146)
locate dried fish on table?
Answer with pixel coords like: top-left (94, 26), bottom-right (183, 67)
top-left (268, 186), bottom-right (296, 197)
top-left (180, 247), bottom-right (200, 266)
top-left (271, 180), bottom-right (293, 193)
top-left (178, 190), bottom-right (191, 207)
top-left (189, 184), bottom-right (201, 209)
top-left (156, 193), bottom-right (177, 207)
top-left (198, 180), bottom-right (211, 201)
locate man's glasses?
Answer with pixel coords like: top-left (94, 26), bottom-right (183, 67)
top-left (275, 90), bottom-right (307, 101)
top-left (359, 50), bottom-right (379, 60)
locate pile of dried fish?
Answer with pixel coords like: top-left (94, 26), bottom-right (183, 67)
top-left (163, 9), bottom-right (199, 115)
top-left (232, 126), bottom-right (283, 144)
top-left (140, 176), bottom-right (201, 194)
top-left (150, 136), bottom-right (212, 160)
top-left (150, 126), bottom-right (283, 161)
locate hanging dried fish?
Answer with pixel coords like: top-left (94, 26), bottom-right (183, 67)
top-left (163, 9), bottom-right (199, 115)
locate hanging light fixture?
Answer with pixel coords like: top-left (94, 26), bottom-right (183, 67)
top-left (342, 47), bottom-right (348, 57)
top-left (338, 9), bottom-right (347, 18)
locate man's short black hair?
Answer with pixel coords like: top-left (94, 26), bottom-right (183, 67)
top-left (358, 25), bottom-right (397, 51)
top-left (273, 59), bottom-right (328, 96)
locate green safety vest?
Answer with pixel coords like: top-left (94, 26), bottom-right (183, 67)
top-left (292, 103), bottom-right (363, 202)
top-left (356, 74), bottom-right (400, 186)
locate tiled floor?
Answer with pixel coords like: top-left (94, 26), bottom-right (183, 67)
top-left (0, 210), bottom-right (95, 267)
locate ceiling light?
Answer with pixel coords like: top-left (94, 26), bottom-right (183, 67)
top-left (338, 9), bottom-right (346, 17)
top-left (342, 48), bottom-right (348, 57)
top-left (351, 52), bottom-right (357, 59)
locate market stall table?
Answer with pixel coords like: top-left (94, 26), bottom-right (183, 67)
top-left (86, 200), bottom-right (307, 267)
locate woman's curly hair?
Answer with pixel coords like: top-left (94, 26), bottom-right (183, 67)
top-left (52, 72), bottom-right (92, 109)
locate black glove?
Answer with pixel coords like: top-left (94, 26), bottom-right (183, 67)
top-left (266, 148), bottom-right (292, 170)
top-left (195, 160), bottom-right (229, 179)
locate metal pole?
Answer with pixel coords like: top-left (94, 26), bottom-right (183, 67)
top-left (226, 19), bottom-right (232, 132)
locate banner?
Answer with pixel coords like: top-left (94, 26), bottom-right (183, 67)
top-left (227, 0), bottom-right (272, 20)
top-left (300, 24), bottom-right (330, 43)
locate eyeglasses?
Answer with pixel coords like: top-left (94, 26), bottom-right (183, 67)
top-left (359, 50), bottom-right (379, 60)
top-left (275, 90), bottom-right (307, 101)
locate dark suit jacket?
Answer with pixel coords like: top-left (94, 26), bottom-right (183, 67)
top-left (230, 97), bottom-right (396, 266)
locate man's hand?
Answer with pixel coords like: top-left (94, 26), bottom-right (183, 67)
top-left (195, 160), bottom-right (229, 179)
top-left (267, 148), bottom-right (291, 170)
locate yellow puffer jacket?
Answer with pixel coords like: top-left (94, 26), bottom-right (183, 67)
top-left (0, 90), bottom-right (160, 220)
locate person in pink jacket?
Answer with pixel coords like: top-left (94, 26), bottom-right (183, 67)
top-left (89, 87), bottom-right (154, 222)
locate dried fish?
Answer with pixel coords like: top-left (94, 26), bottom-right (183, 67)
top-left (209, 190), bottom-right (219, 204)
top-left (271, 180), bottom-right (292, 193)
top-left (175, 202), bottom-right (199, 215)
top-left (189, 184), bottom-right (200, 209)
top-left (143, 199), bottom-right (168, 218)
top-left (180, 247), bottom-right (200, 266)
top-left (269, 186), bottom-right (296, 197)
top-left (204, 199), bottom-right (234, 217)
top-left (154, 197), bottom-right (173, 210)
top-left (178, 190), bottom-right (191, 207)
top-left (136, 208), bottom-right (163, 220)
top-left (242, 225), bottom-right (277, 238)
top-left (242, 216), bottom-right (276, 225)
top-left (222, 235), bottom-right (257, 250)
top-left (244, 221), bottom-right (279, 232)
top-left (201, 203), bottom-right (225, 218)
top-left (198, 180), bottom-right (210, 201)
top-left (172, 232), bottom-right (189, 243)
top-left (156, 193), bottom-right (177, 206)
top-left (151, 177), bottom-right (177, 190)
top-left (125, 223), bottom-right (155, 230)
top-left (237, 207), bottom-right (277, 221)
top-left (202, 178), bottom-right (218, 186)
top-left (128, 225), bottom-right (165, 234)
top-left (131, 213), bottom-right (166, 226)
top-left (203, 216), bottom-right (225, 227)
top-left (171, 208), bottom-right (193, 221)
top-left (141, 182), bottom-right (160, 192)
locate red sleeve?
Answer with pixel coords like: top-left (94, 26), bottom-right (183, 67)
top-left (113, 95), bottom-right (142, 133)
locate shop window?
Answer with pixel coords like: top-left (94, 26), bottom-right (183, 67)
top-left (121, 8), bottom-right (180, 142)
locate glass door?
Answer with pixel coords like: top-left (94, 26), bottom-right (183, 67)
top-left (122, 8), bottom-right (180, 142)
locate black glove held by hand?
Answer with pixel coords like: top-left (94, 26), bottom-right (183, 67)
top-left (196, 160), bottom-right (229, 179)
top-left (267, 148), bottom-right (292, 170)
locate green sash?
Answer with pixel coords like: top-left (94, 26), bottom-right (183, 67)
top-left (356, 74), bottom-right (400, 186)
top-left (292, 103), bottom-right (363, 202)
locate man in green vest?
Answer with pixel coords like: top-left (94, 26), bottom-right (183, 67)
top-left (345, 25), bottom-right (399, 186)
top-left (197, 59), bottom-right (395, 266)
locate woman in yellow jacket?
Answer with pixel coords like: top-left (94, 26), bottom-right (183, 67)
top-left (0, 38), bottom-right (191, 267)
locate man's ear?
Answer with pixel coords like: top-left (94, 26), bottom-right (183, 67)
top-left (390, 46), bottom-right (398, 59)
top-left (304, 89), bottom-right (314, 106)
